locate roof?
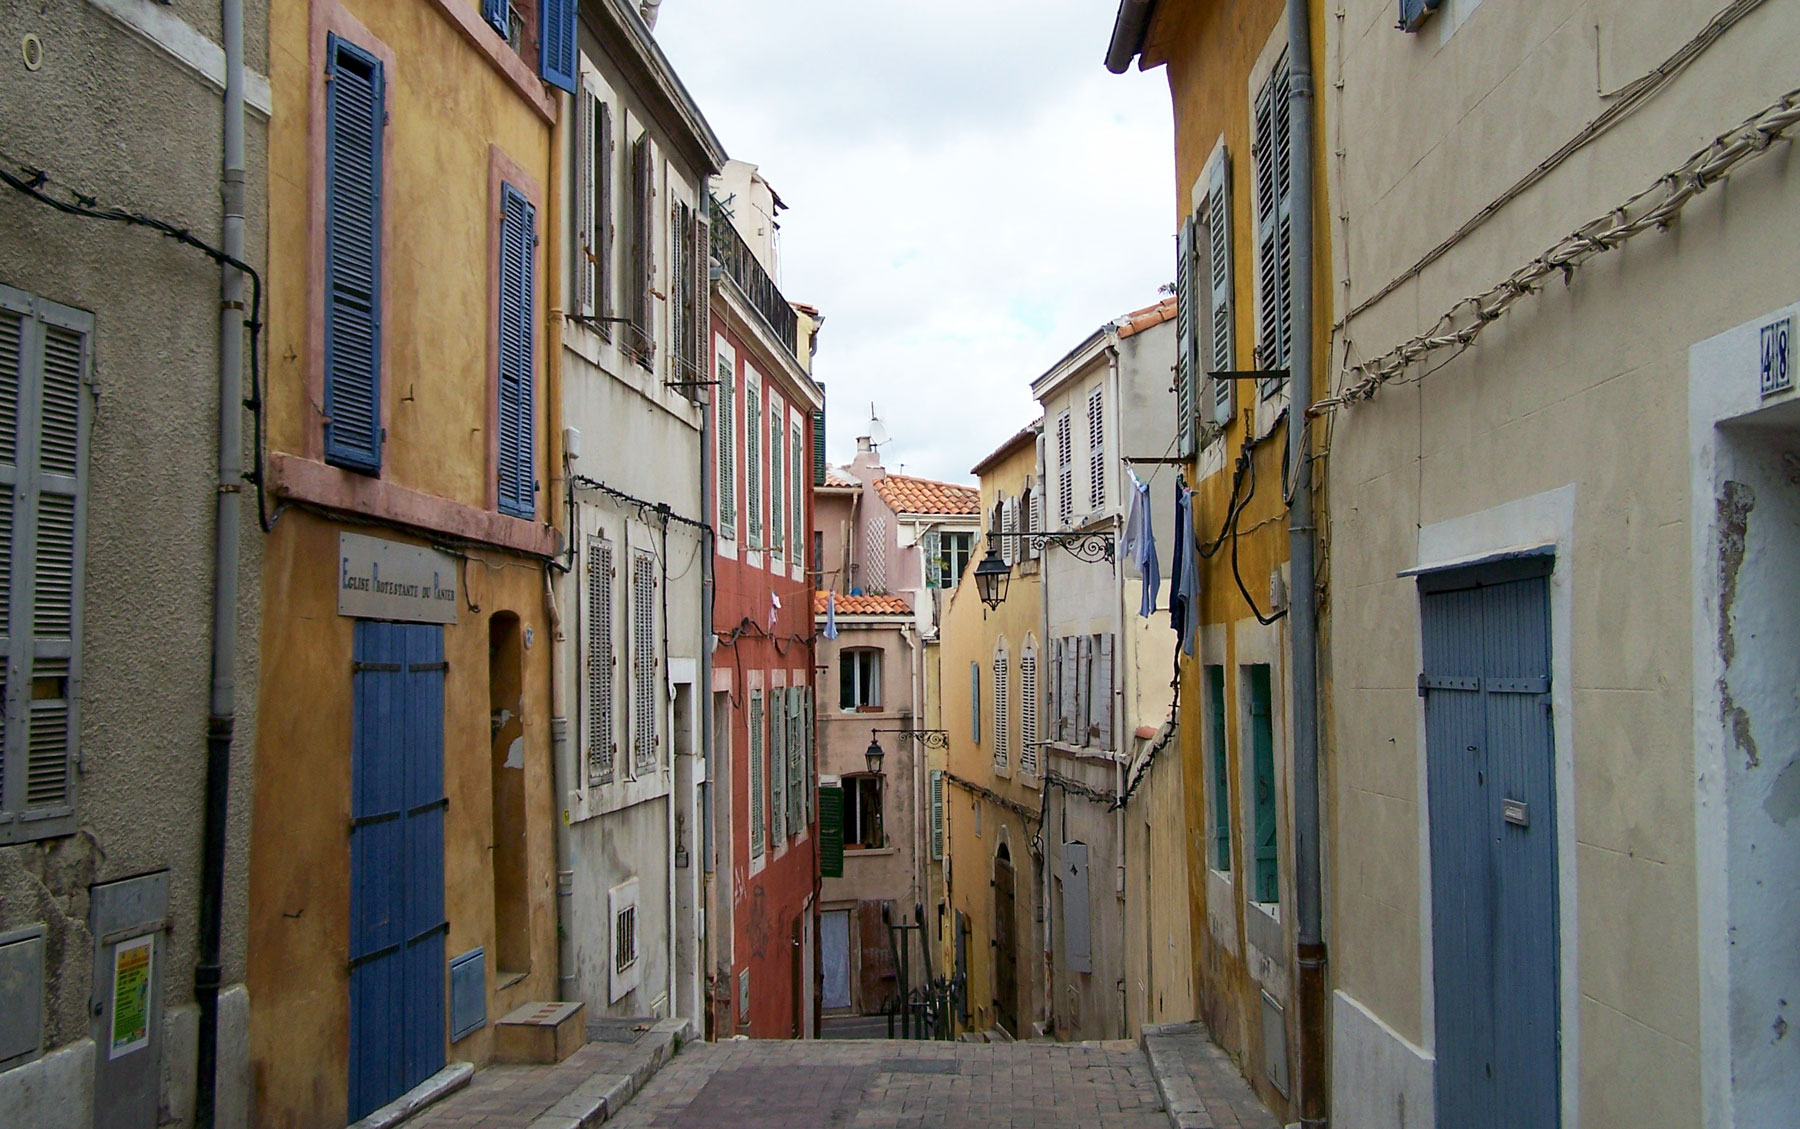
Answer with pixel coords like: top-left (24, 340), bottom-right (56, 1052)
top-left (873, 474), bottom-right (980, 516)
top-left (971, 424), bottom-right (1041, 476)
top-left (820, 466), bottom-right (860, 489)
top-left (1116, 296), bottom-right (1178, 339)
top-left (814, 591), bottom-right (912, 616)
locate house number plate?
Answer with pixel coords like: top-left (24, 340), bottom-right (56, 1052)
top-left (1761, 316), bottom-right (1791, 398)
top-left (1502, 798), bottom-right (1529, 827)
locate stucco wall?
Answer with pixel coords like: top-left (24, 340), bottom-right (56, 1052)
top-left (0, 1), bottom-right (264, 1123)
top-left (1325, 1), bottom-right (1800, 1124)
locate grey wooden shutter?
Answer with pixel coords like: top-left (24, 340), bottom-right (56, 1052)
top-left (596, 102), bottom-right (614, 332)
top-left (771, 689), bottom-right (786, 842)
top-left (1058, 637), bottom-right (1077, 744)
top-left (745, 384), bottom-right (761, 545)
top-left (1175, 216), bottom-right (1197, 457)
top-left (749, 692), bottom-right (764, 857)
top-left (803, 689), bottom-right (815, 823)
top-left (587, 536), bottom-right (615, 786)
top-left (1063, 842), bottom-right (1091, 973)
top-left (787, 689), bottom-right (803, 835)
top-left (1093, 634), bottom-right (1114, 750)
top-left (574, 80), bottom-right (596, 318)
top-left (1074, 636), bottom-right (1091, 747)
top-left (691, 210), bottom-right (711, 400)
top-left (1207, 148), bottom-right (1236, 424)
top-left (631, 549), bottom-right (658, 775)
top-left (969, 661), bottom-right (981, 745)
top-left (924, 531), bottom-right (941, 589)
top-left (0, 289), bottom-right (91, 843)
top-left (1254, 56), bottom-right (1292, 398)
top-left (630, 134), bottom-right (654, 365)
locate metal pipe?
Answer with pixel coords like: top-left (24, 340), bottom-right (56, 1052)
top-left (1104, 0), bottom-right (1156, 74)
top-left (1105, 342), bottom-right (1128, 1042)
top-left (195, 0), bottom-right (246, 1122)
top-left (1284, 0), bottom-right (1327, 1123)
top-left (699, 248), bottom-right (725, 1038)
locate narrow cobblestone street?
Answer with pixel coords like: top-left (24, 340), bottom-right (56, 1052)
top-left (608, 1039), bottom-right (1167, 1129)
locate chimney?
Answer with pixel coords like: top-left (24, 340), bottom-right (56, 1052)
top-left (856, 436), bottom-right (873, 454)
top-left (639, 0), bottom-right (662, 29)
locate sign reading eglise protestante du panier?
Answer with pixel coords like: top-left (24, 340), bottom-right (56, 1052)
top-left (337, 532), bottom-right (460, 624)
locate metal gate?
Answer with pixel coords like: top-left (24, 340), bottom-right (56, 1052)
top-left (348, 621), bottom-right (447, 1121)
top-left (1420, 556), bottom-right (1559, 1129)
top-left (994, 845), bottom-right (1018, 1037)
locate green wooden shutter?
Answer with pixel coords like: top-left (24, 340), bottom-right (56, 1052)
top-left (1249, 664), bottom-right (1278, 902)
top-left (770, 689), bottom-right (786, 842)
top-left (1175, 216), bottom-right (1196, 458)
top-left (749, 692), bottom-right (764, 857)
top-left (1207, 148), bottom-right (1237, 424)
top-left (322, 36), bottom-right (384, 473)
top-left (818, 783), bottom-right (844, 878)
top-left (0, 288), bottom-right (91, 844)
top-left (745, 384), bottom-right (761, 546)
top-left (803, 689), bottom-right (815, 824)
top-left (1207, 665), bottom-right (1230, 870)
top-left (716, 358), bottom-right (734, 536)
top-left (497, 183), bottom-right (536, 518)
top-left (811, 408), bottom-right (826, 486)
top-left (787, 689), bottom-right (803, 835)
top-left (769, 398), bottom-right (784, 553)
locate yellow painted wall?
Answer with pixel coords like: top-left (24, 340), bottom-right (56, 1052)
top-left (251, 2), bottom-right (560, 1124)
top-left (1143, 0), bottom-right (1334, 1116)
top-left (940, 434), bottom-right (1045, 1036)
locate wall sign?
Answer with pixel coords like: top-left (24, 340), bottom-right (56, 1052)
top-left (109, 935), bottom-right (152, 1060)
top-left (338, 532), bottom-right (460, 624)
top-left (1761, 316), bottom-right (1792, 398)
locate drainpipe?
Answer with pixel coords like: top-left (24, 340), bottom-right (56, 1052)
top-left (545, 85), bottom-right (577, 1005)
top-left (1105, 343), bottom-right (1128, 1041)
top-left (700, 267), bottom-right (721, 1037)
top-left (1285, 0), bottom-right (1327, 1123)
top-left (195, 0), bottom-right (246, 1124)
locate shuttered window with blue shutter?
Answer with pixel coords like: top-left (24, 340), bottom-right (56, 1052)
top-left (497, 183), bottom-right (537, 519)
top-left (539, 0), bottom-right (576, 92)
top-left (482, 0), bottom-right (508, 35)
top-left (323, 35), bottom-right (384, 473)
top-left (0, 288), bottom-right (92, 846)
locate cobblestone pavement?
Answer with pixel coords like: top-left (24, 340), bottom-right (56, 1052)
top-left (606, 1038), bottom-right (1169, 1129)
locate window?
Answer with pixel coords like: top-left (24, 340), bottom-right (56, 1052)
top-left (322, 34), bottom-right (384, 473)
top-left (1055, 411), bottom-right (1073, 527)
top-left (614, 902), bottom-right (637, 974)
top-left (812, 530), bottom-right (823, 589)
top-left (844, 774), bottom-right (883, 849)
top-left (1020, 485), bottom-right (1039, 561)
top-left (749, 691), bottom-right (765, 858)
top-left (1253, 52), bottom-right (1293, 400)
top-left (715, 349), bottom-right (735, 536)
top-left (1087, 385), bottom-right (1106, 511)
top-left (631, 549), bottom-right (657, 775)
top-left (626, 134), bottom-right (655, 368)
top-left (928, 532), bottom-right (973, 589)
top-left (992, 643), bottom-right (1010, 772)
top-left (608, 878), bottom-right (640, 1002)
top-left (669, 198), bottom-right (706, 401)
top-left (586, 537), bottom-right (615, 786)
top-left (785, 688), bottom-right (805, 836)
top-left (1246, 664), bottom-right (1277, 903)
top-left (497, 182), bottom-right (537, 519)
top-left (572, 85), bottom-right (613, 329)
top-left (769, 394), bottom-right (785, 556)
top-left (839, 648), bottom-right (881, 710)
top-left (791, 424), bottom-right (804, 565)
top-left (1206, 665), bottom-right (1231, 871)
top-left (0, 288), bottom-right (92, 845)
top-left (770, 685), bottom-right (786, 843)
top-left (1205, 148), bottom-right (1237, 426)
top-left (1019, 639), bottom-right (1039, 777)
top-left (745, 379), bottom-right (761, 547)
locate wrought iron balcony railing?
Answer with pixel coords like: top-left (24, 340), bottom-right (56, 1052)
top-left (710, 198), bottom-right (798, 358)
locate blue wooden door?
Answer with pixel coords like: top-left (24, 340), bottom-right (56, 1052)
top-left (349, 621), bottom-right (447, 1121)
top-left (1421, 557), bottom-right (1558, 1129)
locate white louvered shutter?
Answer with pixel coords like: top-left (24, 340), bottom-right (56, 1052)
top-left (1056, 411), bottom-right (1073, 527)
top-left (0, 290), bottom-right (90, 843)
top-left (930, 770), bottom-right (944, 860)
top-left (631, 549), bottom-right (657, 775)
top-left (587, 537), bottom-right (616, 785)
top-left (1087, 386), bottom-right (1105, 511)
top-left (992, 648), bottom-right (1009, 771)
top-left (1019, 642), bottom-right (1039, 777)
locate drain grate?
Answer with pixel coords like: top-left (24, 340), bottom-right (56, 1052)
top-left (877, 1058), bottom-right (959, 1075)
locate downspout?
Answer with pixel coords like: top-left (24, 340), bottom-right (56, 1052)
top-left (1285, 0), bottom-right (1327, 1123)
top-left (1035, 430), bottom-right (1054, 1035)
top-left (548, 92), bottom-right (577, 1006)
top-left (195, 0), bottom-right (245, 1124)
top-left (1105, 343), bottom-right (1128, 1041)
top-left (700, 265), bottom-right (721, 1038)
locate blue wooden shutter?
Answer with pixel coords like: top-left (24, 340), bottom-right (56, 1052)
top-left (482, 0), bottom-right (508, 34)
top-left (1400, 0), bottom-right (1442, 32)
top-left (1249, 664), bottom-right (1278, 902)
top-left (539, 0), bottom-right (576, 92)
top-left (323, 36), bottom-right (384, 473)
top-left (497, 183), bottom-right (536, 519)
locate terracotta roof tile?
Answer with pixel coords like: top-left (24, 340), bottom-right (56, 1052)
top-left (1116, 295), bottom-right (1179, 339)
top-left (822, 466), bottom-right (860, 488)
top-left (813, 591), bottom-right (912, 616)
top-left (872, 474), bottom-right (980, 516)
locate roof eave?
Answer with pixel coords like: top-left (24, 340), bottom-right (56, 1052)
top-left (1104, 0), bottom-right (1158, 74)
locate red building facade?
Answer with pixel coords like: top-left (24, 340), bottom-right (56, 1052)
top-left (706, 164), bottom-right (824, 1039)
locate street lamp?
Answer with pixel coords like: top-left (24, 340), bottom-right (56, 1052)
top-left (973, 545), bottom-right (1011, 610)
top-left (864, 734), bottom-right (886, 777)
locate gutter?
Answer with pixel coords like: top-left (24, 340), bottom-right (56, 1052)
top-left (1283, 0), bottom-right (1328, 1123)
top-left (1104, 0), bottom-right (1156, 74)
top-left (194, 0), bottom-right (246, 1122)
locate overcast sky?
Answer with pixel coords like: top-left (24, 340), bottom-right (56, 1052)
top-left (654, 1), bottom-right (1176, 485)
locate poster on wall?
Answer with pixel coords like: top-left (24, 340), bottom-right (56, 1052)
top-left (109, 935), bottom-right (153, 1060)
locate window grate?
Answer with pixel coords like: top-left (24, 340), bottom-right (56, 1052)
top-left (631, 550), bottom-right (657, 776)
top-left (587, 538), bottom-right (616, 785)
top-left (615, 903), bottom-right (637, 974)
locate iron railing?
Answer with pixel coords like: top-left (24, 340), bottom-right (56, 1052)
top-left (710, 197), bottom-right (798, 357)
top-left (882, 903), bottom-right (966, 1041)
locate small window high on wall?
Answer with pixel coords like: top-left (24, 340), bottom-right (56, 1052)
top-left (839, 648), bottom-right (881, 711)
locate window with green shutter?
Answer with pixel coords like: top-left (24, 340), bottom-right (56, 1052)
top-left (1206, 664), bottom-right (1230, 871)
top-left (818, 781), bottom-right (844, 878)
top-left (749, 691), bottom-right (764, 858)
top-left (1247, 664), bottom-right (1278, 903)
top-left (0, 287), bottom-right (92, 845)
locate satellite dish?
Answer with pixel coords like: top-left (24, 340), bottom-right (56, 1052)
top-left (867, 404), bottom-right (890, 448)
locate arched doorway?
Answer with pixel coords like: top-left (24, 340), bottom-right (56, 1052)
top-left (994, 842), bottom-right (1019, 1037)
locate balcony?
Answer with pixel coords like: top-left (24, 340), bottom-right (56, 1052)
top-left (711, 199), bottom-right (798, 358)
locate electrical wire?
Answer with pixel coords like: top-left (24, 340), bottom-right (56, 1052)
top-left (1, 152), bottom-right (273, 532)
